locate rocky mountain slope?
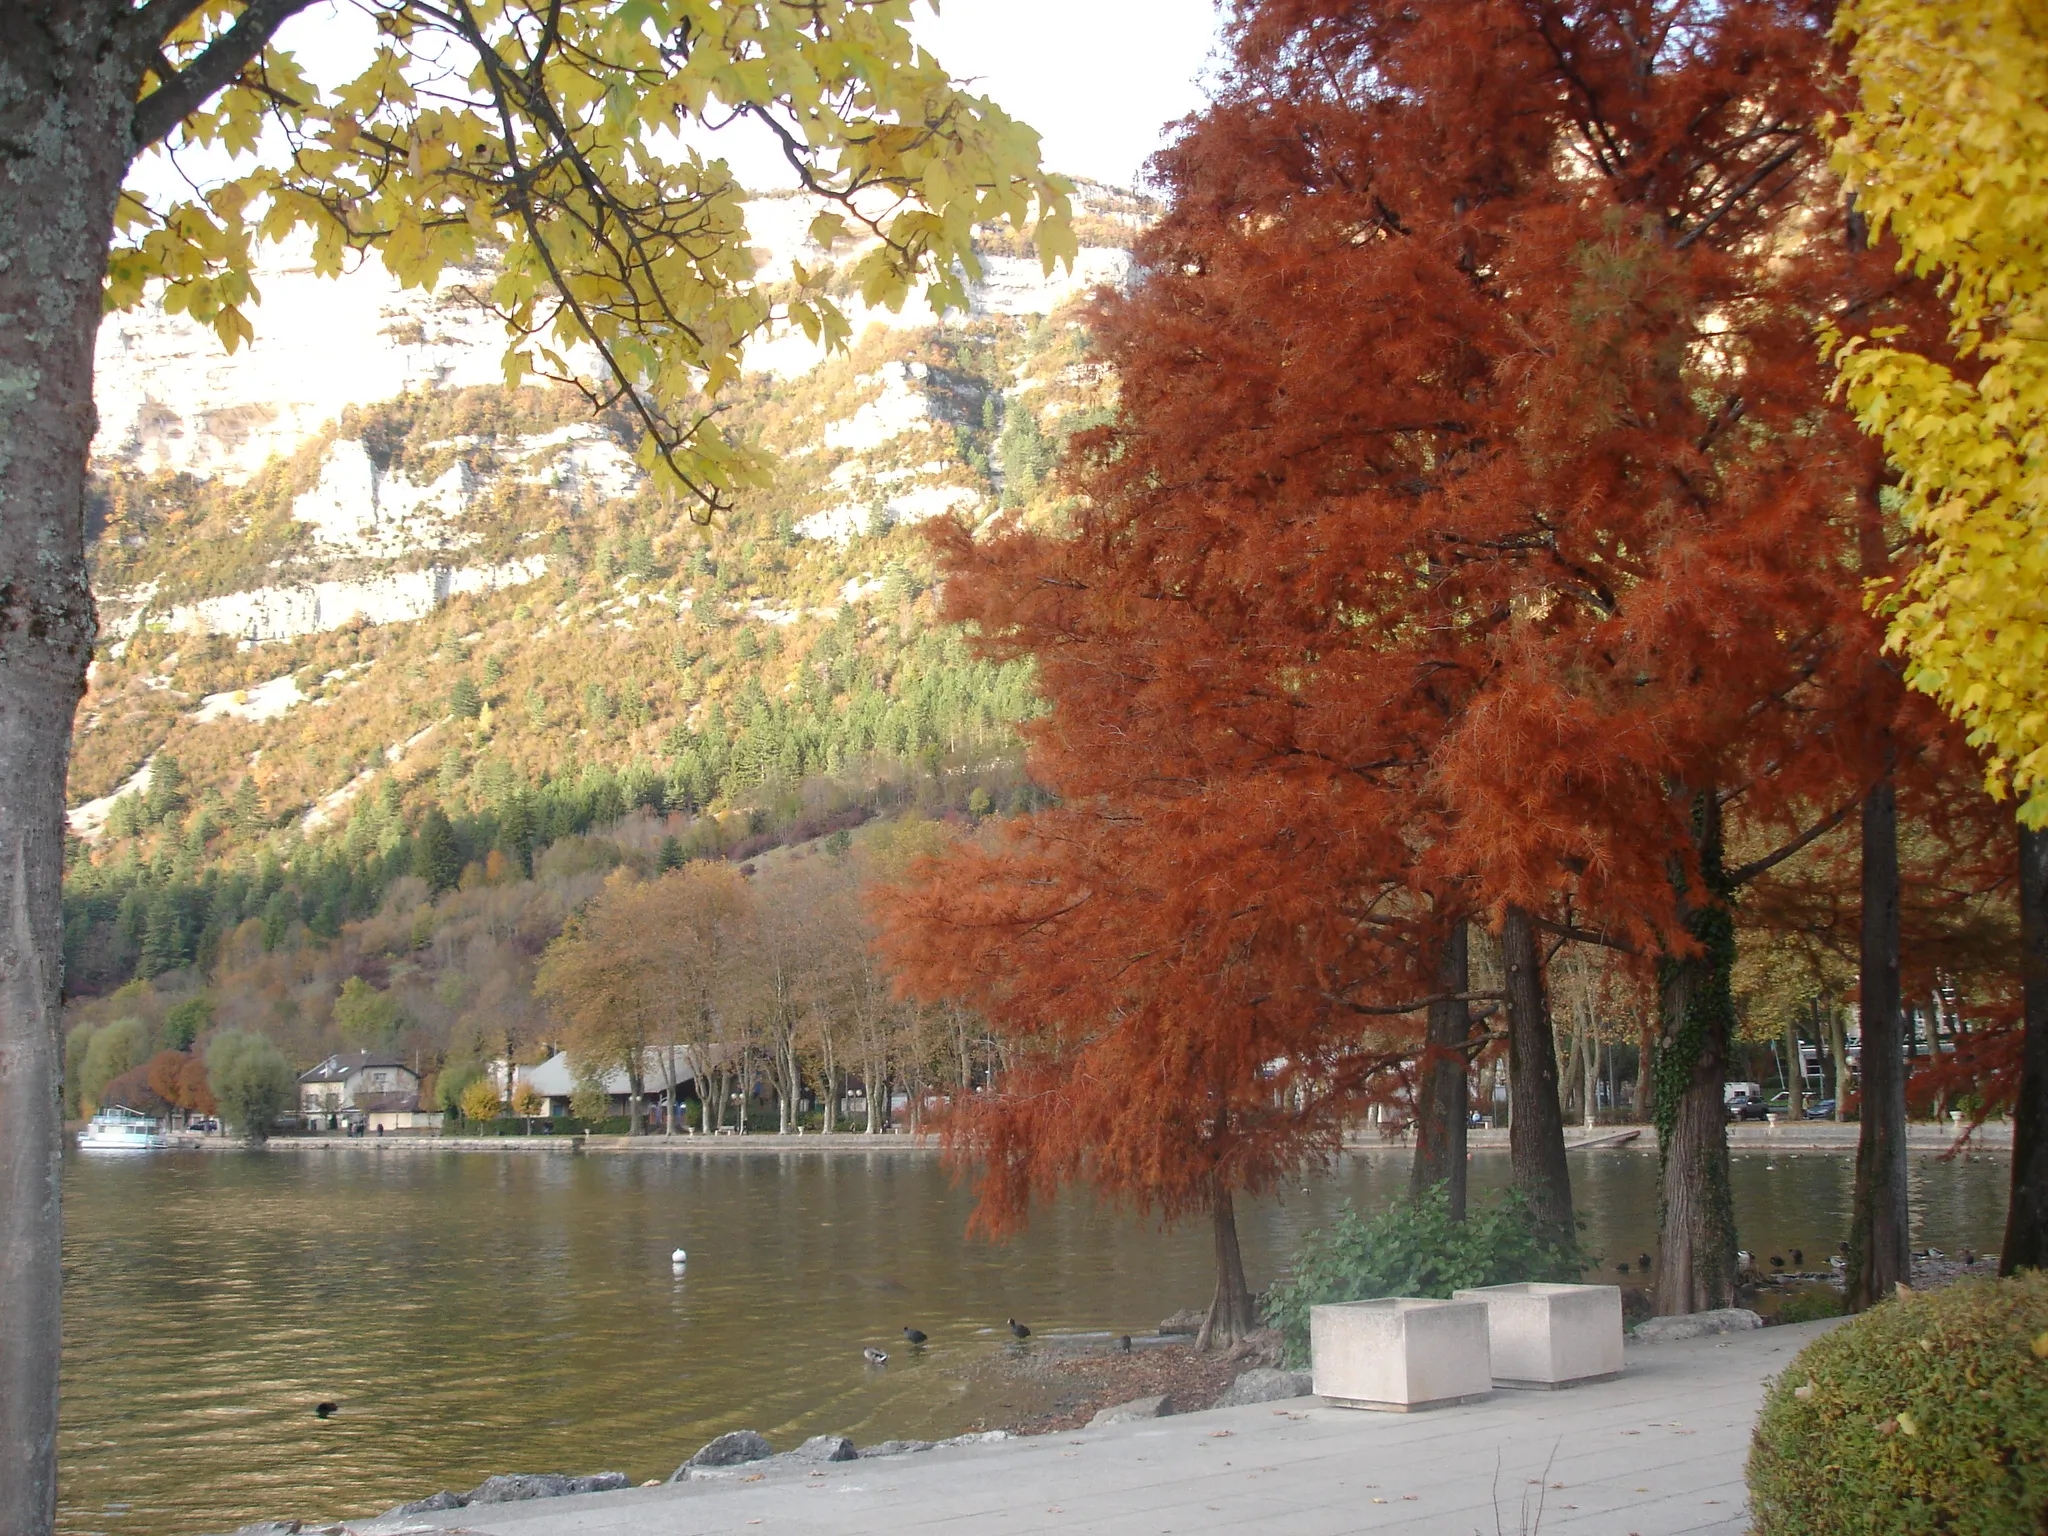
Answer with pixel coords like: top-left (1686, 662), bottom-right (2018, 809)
top-left (58, 181), bottom-right (1146, 1007)
top-left (75, 183), bottom-right (1146, 829)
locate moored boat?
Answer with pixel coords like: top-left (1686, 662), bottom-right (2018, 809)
top-left (77, 1106), bottom-right (169, 1152)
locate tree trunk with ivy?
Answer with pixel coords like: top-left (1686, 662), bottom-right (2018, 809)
top-left (1409, 920), bottom-right (1472, 1218)
top-left (1653, 793), bottom-right (1739, 1316)
top-left (1847, 775), bottom-right (1909, 1310)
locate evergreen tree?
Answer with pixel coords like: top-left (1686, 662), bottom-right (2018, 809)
top-left (259, 890), bottom-right (294, 952)
top-left (162, 996), bottom-right (211, 1053)
top-left (626, 533), bottom-right (658, 579)
top-left (498, 795), bottom-right (536, 877)
top-left (414, 806), bottom-right (462, 894)
top-left (143, 755), bottom-right (184, 826)
top-left (450, 676), bottom-right (483, 719)
top-left (105, 794), bottom-right (140, 840)
top-left (136, 887), bottom-right (184, 977)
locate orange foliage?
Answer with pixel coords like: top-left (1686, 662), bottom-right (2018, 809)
top-left (883, 0), bottom-right (1989, 1274)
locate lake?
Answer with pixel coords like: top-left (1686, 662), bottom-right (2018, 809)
top-left (57, 1142), bottom-right (2012, 1536)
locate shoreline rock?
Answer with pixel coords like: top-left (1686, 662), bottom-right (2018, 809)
top-left (1215, 1367), bottom-right (1313, 1408)
top-left (1631, 1308), bottom-right (1763, 1344)
top-left (1087, 1393), bottom-right (1174, 1427)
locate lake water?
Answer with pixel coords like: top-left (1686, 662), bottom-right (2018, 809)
top-left (58, 1142), bottom-right (2012, 1536)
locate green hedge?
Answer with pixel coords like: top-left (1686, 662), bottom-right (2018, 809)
top-left (1262, 1185), bottom-right (1584, 1367)
top-left (1748, 1272), bottom-right (2048, 1535)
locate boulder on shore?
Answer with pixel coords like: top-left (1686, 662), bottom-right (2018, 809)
top-left (670, 1429), bottom-right (775, 1481)
top-left (466, 1472), bottom-right (628, 1504)
top-left (1088, 1394), bottom-right (1174, 1427)
top-left (377, 1471), bottom-right (627, 1520)
top-left (379, 1491), bottom-right (465, 1519)
top-left (1215, 1368), bottom-right (1313, 1408)
top-left (1158, 1309), bottom-right (1204, 1336)
top-left (793, 1435), bottom-right (859, 1463)
top-left (1630, 1308), bottom-right (1763, 1344)
top-left (860, 1439), bottom-right (936, 1459)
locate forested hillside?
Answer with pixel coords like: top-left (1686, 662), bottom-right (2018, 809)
top-left (60, 187), bottom-right (1151, 1105)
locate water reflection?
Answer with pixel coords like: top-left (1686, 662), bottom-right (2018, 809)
top-left (58, 1144), bottom-right (2009, 1536)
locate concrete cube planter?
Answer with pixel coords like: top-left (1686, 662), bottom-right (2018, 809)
top-left (1308, 1297), bottom-right (1492, 1412)
top-left (1451, 1282), bottom-right (1623, 1389)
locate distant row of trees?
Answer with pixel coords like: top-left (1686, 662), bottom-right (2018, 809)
top-left (64, 1000), bottom-right (294, 1142)
top-left (533, 824), bottom-right (996, 1137)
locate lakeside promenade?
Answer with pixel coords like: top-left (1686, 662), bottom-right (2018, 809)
top-left (361, 1318), bottom-right (1843, 1536)
top-left (187, 1121), bottom-right (2013, 1155)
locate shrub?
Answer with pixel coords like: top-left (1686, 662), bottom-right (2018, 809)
top-left (1747, 1272), bottom-right (2048, 1535)
top-left (1263, 1185), bottom-right (1585, 1366)
top-left (458, 1077), bottom-right (506, 1123)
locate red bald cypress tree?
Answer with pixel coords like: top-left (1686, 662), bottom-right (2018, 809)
top-left (886, 0), bottom-right (1962, 1325)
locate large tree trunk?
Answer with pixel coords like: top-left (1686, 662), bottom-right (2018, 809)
top-left (2002, 822), bottom-right (2048, 1273)
top-left (1848, 776), bottom-right (1909, 1310)
top-left (1409, 919), bottom-right (1471, 1217)
top-left (1653, 793), bottom-right (1738, 1316)
top-left (1195, 1182), bottom-right (1257, 1352)
top-left (2, 14), bottom-right (136, 1533)
top-left (1501, 905), bottom-right (1572, 1243)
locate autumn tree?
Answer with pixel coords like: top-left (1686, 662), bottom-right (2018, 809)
top-left (890, 0), bottom-right (1974, 1327)
top-left (634, 861), bottom-right (749, 1135)
top-left (0, 7), bottom-right (1067, 1525)
top-left (1831, 0), bottom-right (2048, 1275)
top-left (535, 870), bottom-right (662, 1134)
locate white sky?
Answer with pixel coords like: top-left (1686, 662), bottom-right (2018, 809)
top-left (912, 0), bottom-right (1225, 189)
top-left (140, 1), bottom-right (1226, 198)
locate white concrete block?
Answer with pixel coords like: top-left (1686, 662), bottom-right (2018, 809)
top-left (1308, 1297), bottom-right (1492, 1411)
top-left (1452, 1282), bottom-right (1624, 1389)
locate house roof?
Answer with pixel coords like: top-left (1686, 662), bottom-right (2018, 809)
top-left (520, 1046), bottom-right (728, 1098)
top-left (298, 1051), bottom-right (416, 1084)
top-left (352, 1090), bottom-right (422, 1114)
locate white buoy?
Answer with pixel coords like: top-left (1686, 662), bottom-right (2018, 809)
top-left (671, 1248), bottom-right (688, 1266)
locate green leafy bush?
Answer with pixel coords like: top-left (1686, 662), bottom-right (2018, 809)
top-left (1748, 1272), bottom-right (2048, 1535)
top-left (1263, 1185), bottom-right (1585, 1366)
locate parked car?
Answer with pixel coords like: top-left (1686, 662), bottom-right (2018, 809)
top-left (1803, 1099), bottom-right (1838, 1120)
top-left (1726, 1095), bottom-right (1771, 1122)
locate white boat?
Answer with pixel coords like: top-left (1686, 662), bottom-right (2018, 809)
top-left (77, 1106), bottom-right (169, 1152)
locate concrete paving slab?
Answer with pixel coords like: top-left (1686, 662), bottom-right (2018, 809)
top-left (371, 1319), bottom-right (1841, 1536)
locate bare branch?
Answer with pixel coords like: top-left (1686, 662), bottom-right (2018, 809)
top-left (130, 0), bottom-right (321, 151)
top-left (1726, 797), bottom-right (1860, 887)
top-left (1528, 917), bottom-right (1639, 956)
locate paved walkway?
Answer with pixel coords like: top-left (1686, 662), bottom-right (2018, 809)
top-left (372, 1319), bottom-right (1844, 1536)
